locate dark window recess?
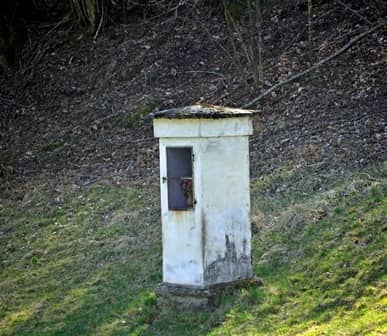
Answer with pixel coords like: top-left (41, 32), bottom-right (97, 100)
top-left (166, 147), bottom-right (194, 210)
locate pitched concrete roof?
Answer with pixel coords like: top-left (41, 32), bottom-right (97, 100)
top-left (150, 105), bottom-right (258, 119)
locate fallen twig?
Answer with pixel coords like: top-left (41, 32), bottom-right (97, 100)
top-left (185, 70), bottom-right (225, 78)
top-left (243, 21), bottom-right (385, 108)
top-left (358, 173), bottom-right (387, 183)
top-left (133, 137), bottom-right (155, 143)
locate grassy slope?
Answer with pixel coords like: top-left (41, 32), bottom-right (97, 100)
top-left (0, 163), bottom-right (386, 335)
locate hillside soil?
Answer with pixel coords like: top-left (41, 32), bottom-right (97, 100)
top-left (0, 2), bottom-right (386, 190)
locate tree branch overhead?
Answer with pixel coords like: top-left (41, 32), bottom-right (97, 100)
top-left (242, 20), bottom-right (386, 109)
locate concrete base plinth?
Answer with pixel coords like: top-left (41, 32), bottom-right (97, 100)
top-left (155, 277), bottom-right (263, 310)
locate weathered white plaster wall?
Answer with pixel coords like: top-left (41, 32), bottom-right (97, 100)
top-left (159, 138), bottom-right (203, 286)
top-left (200, 136), bottom-right (252, 285)
top-left (155, 117), bottom-right (253, 287)
top-left (154, 118), bottom-right (252, 138)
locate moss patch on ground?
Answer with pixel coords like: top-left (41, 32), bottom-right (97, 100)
top-left (0, 163), bottom-right (386, 335)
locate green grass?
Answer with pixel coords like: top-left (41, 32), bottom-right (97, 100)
top-left (0, 163), bottom-right (386, 335)
top-left (0, 181), bottom-right (161, 335)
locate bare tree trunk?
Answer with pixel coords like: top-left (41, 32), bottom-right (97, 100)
top-left (255, 0), bottom-right (264, 85)
top-left (71, 0), bottom-right (104, 34)
top-left (222, 0), bottom-right (265, 88)
top-left (247, 0), bottom-right (264, 88)
top-left (122, 0), bottom-right (127, 24)
top-left (222, 0), bottom-right (249, 86)
top-left (307, 0), bottom-right (315, 64)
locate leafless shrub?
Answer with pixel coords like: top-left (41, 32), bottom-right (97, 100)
top-left (222, 0), bottom-right (265, 88)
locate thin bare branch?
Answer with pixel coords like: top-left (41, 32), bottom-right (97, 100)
top-left (336, 0), bottom-right (373, 25)
top-left (243, 21), bottom-right (385, 108)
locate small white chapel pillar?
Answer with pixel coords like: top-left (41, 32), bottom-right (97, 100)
top-left (152, 105), bottom-right (258, 308)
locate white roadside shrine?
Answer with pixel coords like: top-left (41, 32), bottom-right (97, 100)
top-left (152, 105), bottom-right (259, 308)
